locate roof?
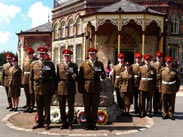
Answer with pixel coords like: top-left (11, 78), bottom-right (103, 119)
top-left (97, 0), bottom-right (163, 15)
top-left (24, 22), bottom-right (52, 33)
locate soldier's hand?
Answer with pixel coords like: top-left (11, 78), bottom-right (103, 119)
top-left (72, 73), bottom-right (77, 80)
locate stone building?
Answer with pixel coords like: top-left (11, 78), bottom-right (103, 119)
top-left (16, 22), bottom-right (52, 68)
top-left (130, 0), bottom-right (183, 64)
top-left (52, 0), bottom-right (164, 67)
top-left (17, 0), bottom-right (183, 68)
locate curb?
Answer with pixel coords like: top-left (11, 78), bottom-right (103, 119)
top-left (1, 112), bottom-right (154, 136)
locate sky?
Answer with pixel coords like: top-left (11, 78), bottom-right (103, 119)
top-left (0, 0), bottom-right (53, 53)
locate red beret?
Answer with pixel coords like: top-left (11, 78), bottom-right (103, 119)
top-left (88, 48), bottom-right (98, 54)
top-left (144, 54), bottom-right (153, 60)
top-left (134, 53), bottom-right (143, 58)
top-left (165, 56), bottom-right (174, 63)
top-left (62, 49), bottom-right (73, 55)
top-left (25, 47), bottom-right (35, 54)
top-left (37, 46), bottom-right (48, 53)
top-left (5, 53), bottom-right (13, 59)
top-left (117, 53), bottom-right (126, 58)
top-left (12, 57), bottom-right (18, 62)
top-left (155, 52), bottom-right (164, 57)
top-left (45, 54), bottom-right (51, 60)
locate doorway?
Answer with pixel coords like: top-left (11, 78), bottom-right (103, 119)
top-left (114, 49), bottom-right (134, 65)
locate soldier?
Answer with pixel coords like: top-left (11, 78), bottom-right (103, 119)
top-left (138, 54), bottom-right (156, 118)
top-left (151, 52), bottom-right (165, 115)
top-left (119, 61), bottom-right (135, 115)
top-left (8, 57), bottom-right (21, 112)
top-left (132, 53), bottom-right (143, 114)
top-left (160, 56), bottom-right (180, 120)
top-left (78, 48), bottom-right (105, 130)
top-left (30, 46), bottom-right (57, 130)
top-left (57, 49), bottom-right (78, 130)
top-left (111, 53), bottom-right (126, 113)
top-left (1, 53), bottom-right (13, 109)
top-left (22, 47), bottom-right (36, 113)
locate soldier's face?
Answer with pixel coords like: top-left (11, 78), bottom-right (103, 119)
top-left (166, 61), bottom-right (172, 67)
top-left (145, 59), bottom-right (151, 65)
top-left (6, 58), bottom-right (12, 63)
top-left (12, 60), bottom-right (18, 66)
top-left (27, 53), bottom-right (33, 60)
top-left (135, 58), bottom-right (142, 63)
top-left (38, 53), bottom-right (46, 61)
top-left (63, 55), bottom-right (71, 62)
top-left (89, 53), bottom-right (97, 60)
top-left (156, 56), bottom-right (163, 62)
top-left (118, 57), bottom-right (124, 63)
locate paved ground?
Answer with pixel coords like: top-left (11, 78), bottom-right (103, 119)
top-left (3, 111), bottom-right (153, 136)
top-left (1, 86), bottom-right (183, 137)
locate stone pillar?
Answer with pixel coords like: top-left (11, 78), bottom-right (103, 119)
top-left (159, 33), bottom-right (163, 52)
top-left (118, 31), bottom-right (121, 53)
top-left (142, 31), bottom-right (145, 55)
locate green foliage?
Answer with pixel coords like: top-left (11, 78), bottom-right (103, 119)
top-left (0, 52), bottom-right (15, 66)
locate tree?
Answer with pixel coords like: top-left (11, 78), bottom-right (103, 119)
top-left (0, 52), bottom-right (15, 66)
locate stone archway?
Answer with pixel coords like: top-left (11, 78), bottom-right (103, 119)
top-left (121, 20), bottom-right (142, 50)
top-left (97, 20), bottom-right (118, 66)
top-left (145, 21), bottom-right (161, 56)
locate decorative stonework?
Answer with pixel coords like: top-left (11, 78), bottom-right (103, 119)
top-left (75, 37), bottom-right (82, 44)
top-left (97, 15), bottom-right (119, 29)
top-left (84, 14), bottom-right (163, 32)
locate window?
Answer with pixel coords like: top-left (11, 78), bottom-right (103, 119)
top-left (54, 23), bottom-right (59, 40)
top-left (171, 14), bottom-right (180, 34)
top-left (68, 46), bottom-right (74, 62)
top-left (76, 18), bottom-right (82, 35)
top-left (53, 47), bottom-right (60, 65)
top-left (169, 45), bottom-right (178, 59)
top-left (60, 46), bottom-right (66, 62)
top-left (61, 22), bottom-right (66, 38)
top-left (68, 19), bottom-right (74, 36)
top-left (76, 45), bottom-right (82, 67)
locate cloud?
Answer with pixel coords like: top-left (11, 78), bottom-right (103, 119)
top-left (0, 2), bottom-right (21, 25)
top-left (27, 2), bottom-right (52, 28)
top-left (0, 31), bottom-right (11, 44)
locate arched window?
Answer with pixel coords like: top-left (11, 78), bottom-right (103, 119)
top-left (53, 23), bottom-right (59, 40)
top-left (68, 19), bottom-right (74, 36)
top-left (61, 21), bottom-right (66, 38)
top-left (76, 18), bottom-right (82, 35)
top-left (171, 14), bottom-right (180, 34)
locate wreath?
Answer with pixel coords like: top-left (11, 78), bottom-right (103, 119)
top-left (50, 107), bottom-right (61, 123)
top-left (97, 110), bottom-right (108, 125)
top-left (77, 109), bottom-right (108, 125)
top-left (77, 110), bottom-right (86, 124)
top-left (34, 113), bottom-right (38, 123)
